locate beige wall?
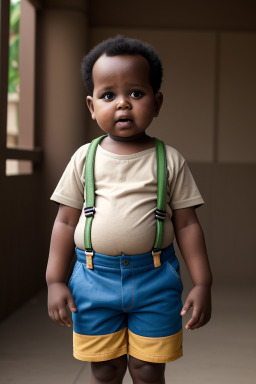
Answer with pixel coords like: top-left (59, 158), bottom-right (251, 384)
top-left (218, 33), bottom-right (256, 163)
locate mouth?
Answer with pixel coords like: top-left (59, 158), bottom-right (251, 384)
top-left (115, 117), bottom-right (133, 129)
top-left (116, 118), bottom-right (133, 123)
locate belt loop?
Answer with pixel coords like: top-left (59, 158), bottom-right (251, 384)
top-left (85, 250), bottom-right (94, 269)
top-left (152, 250), bottom-right (162, 268)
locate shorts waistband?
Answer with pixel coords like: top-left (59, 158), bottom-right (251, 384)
top-left (75, 244), bottom-right (175, 269)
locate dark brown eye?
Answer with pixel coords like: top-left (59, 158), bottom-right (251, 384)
top-left (130, 90), bottom-right (143, 98)
top-left (102, 92), bottom-right (115, 100)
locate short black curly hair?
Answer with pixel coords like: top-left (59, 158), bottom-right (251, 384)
top-left (81, 35), bottom-right (163, 96)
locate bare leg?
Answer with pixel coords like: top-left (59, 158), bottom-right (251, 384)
top-left (91, 355), bottom-right (128, 384)
top-left (128, 356), bottom-right (165, 384)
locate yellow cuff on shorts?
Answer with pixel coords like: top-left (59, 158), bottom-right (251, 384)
top-left (73, 328), bottom-right (127, 362)
top-left (128, 329), bottom-right (183, 363)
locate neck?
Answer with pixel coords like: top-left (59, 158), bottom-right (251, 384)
top-left (108, 133), bottom-right (151, 143)
top-left (100, 133), bottom-right (155, 155)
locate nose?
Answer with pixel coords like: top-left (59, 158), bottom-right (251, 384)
top-left (116, 96), bottom-right (131, 110)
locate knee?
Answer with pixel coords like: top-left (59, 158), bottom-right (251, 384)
top-left (128, 356), bottom-right (165, 383)
top-left (91, 355), bottom-right (127, 383)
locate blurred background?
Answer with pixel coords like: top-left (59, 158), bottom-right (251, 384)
top-left (0, 0), bottom-right (255, 382)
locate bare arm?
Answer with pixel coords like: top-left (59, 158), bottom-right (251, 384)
top-left (172, 207), bottom-right (212, 330)
top-left (46, 204), bottom-right (81, 327)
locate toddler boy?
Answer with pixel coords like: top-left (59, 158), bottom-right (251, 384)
top-left (46, 36), bottom-right (212, 384)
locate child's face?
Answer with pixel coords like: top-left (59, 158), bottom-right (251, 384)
top-left (87, 54), bottom-right (163, 140)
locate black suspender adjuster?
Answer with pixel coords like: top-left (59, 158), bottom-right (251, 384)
top-left (152, 247), bottom-right (161, 254)
top-left (155, 209), bottom-right (166, 221)
top-left (84, 206), bottom-right (96, 217)
top-left (85, 248), bottom-right (94, 254)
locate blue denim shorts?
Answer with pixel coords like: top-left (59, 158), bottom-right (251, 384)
top-left (68, 243), bottom-right (183, 363)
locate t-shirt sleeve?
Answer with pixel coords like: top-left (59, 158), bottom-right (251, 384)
top-left (167, 147), bottom-right (204, 210)
top-left (50, 144), bottom-right (89, 210)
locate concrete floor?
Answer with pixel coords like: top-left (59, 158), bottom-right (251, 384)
top-left (0, 284), bottom-right (255, 384)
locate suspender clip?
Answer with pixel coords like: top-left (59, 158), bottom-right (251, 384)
top-left (85, 249), bottom-right (94, 269)
top-left (152, 249), bottom-right (162, 268)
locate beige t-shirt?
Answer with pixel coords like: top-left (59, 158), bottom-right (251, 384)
top-left (51, 143), bottom-right (204, 255)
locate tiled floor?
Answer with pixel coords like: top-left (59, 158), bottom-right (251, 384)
top-left (0, 283), bottom-right (255, 383)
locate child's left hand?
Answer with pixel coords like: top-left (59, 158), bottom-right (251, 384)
top-left (181, 285), bottom-right (212, 330)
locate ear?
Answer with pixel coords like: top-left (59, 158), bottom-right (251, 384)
top-left (154, 92), bottom-right (163, 117)
top-left (86, 96), bottom-right (96, 120)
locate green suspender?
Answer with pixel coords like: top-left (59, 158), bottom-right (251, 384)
top-left (83, 135), bottom-right (107, 268)
top-left (151, 138), bottom-right (167, 267)
top-left (153, 137), bottom-right (167, 251)
top-left (83, 135), bottom-right (167, 269)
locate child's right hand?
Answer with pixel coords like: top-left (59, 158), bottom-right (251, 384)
top-left (47, 282), bottom-right (77, 327)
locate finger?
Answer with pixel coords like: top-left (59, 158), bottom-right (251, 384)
top-left (53, 309), bottom-right (66, 326)
top-left (185, 307), bottom-right (201, 329)
top-left (51, 309), bottom-right (59, 323)
top-left (67, 294), bottom-right (77, 313)
top-left (180, 299), bottom-right (193, 316)
top-left (204, 311), bottom-right (211, 325)
top-left (48, 309), bottom-right (54, 322)
top-left (189, 312), bottom-right (206, 330)
top-left (59, 307), bottom-right (71, 327)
